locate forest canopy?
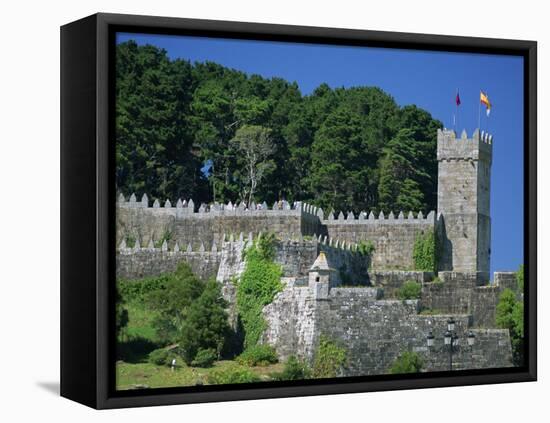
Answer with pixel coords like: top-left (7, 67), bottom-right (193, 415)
top-left (116, 40), bottom-right (443, 215)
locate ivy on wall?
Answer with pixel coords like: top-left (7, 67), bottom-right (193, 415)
top-left (236, 234), bottom-right (283, 350)
top-left (412, 229), bottom-right (438, 272)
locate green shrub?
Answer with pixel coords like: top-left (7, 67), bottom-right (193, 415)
top-left (237, 234), bottom-right (283, 349)
top-left (432, 276), bottom-right (443, 285)
top-left (389, 351), bottom-right (424, 374)
top-left (117, 274), bottom-right (170, 303)
top-left (413, 229), bottom-right (438, 272)
top-left (207, 365), bottom-right (261, 385)
top-left (271, 355), bottom-right (311, 381)
top-left (396, 280), bottom-right (422, 300)
top-left (236, 344), bottom-right (278, 366)
top-left (312, 336), bottom-right (347, 378)
top-left (357, 240), bottom-right (375, 256)
top-left (154, 230), bottom-right (173, 248)
top-left (125, 235), bottom-right (136, 248)
top-left (496, 288), bottom-right (524, 365)
top-left (191, 348), bottom-right (217, 368)
top-left (516, 264), bottom-right (524, 292)
top-left (148, 348), bottom-right (177, 366)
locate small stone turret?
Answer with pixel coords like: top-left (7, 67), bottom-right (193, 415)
top-left (437, 128), bottom-right (493, 280)
top-left (308, 252), bottom-right (333, 300)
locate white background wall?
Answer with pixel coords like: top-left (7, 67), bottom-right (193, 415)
top-left (0, 0), bottom-right (546, 420)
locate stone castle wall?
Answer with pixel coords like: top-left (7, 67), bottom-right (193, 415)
top-left (117, 197), bottom-right (303, 254)
top-left (315, 210), bottom-right (436, 270)
top-left (419, 271), bottom-right (520, 328)
top-left (117, 236), bottom-right (370, 284)
top-left (263, 284), bottom-right (513, 375)
top-left (116, 249), bottom-right (221, 281)
top-left (117, 197), bottom-right (435, 272)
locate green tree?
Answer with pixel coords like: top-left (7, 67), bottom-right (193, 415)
top-left (179, 279), bottom-right (230, 364)
top-left (307, 107), bottom-right (372, 213)
top-left (145, 263), bottom-right (205, 345)
top-left (516, 264), bottom-right (524, 292)
top-left (378, 128), bottom-right (432, 214)
top-left (115, 42), bottom-right (442, 212)
top-left (116, 41), bottom-right (201, 201)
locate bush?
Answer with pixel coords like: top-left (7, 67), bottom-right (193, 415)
top-left (117, 274), bottom-right (170, 303)
top-left (357, 240), bottom-right (375, 256)
top-left (496, 288), bottom-right (524, 365)
top-left (271, 355), bottom-right (311, 381)
top-left (207, 365), bottom-right (261, 385)
top-left (432, 276), bottom-right (443, 285)
top-left (237, 234), bottom-right (283, 349)
top-left (396, 280), bottom-right (422, 300)
top-left (312, 336), bottom-right (347, 378)
top-left (389, 351), bottom-right (424, 374)
top-left (413, 229), bottom-right (438, 272)
top-left (148, 348), bottom-right (177, 366)
top-left (191, 348), bottom-right (217, 368)
top-left (236, 344), bottom-right (278, 366)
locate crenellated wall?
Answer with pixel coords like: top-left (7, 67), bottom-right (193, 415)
top-left (116, 235), bottom-right (370, 285)
top-left (117, 195), bottom-right (303, 253)
top-left (117, 195), bottom-right (435, 271)
top-left (318, 210), bottom-right (436, 270)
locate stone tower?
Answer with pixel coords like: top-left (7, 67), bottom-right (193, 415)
top-left (437, 128), bottom-right (493, 280)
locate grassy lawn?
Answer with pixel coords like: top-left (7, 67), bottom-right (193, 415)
top-left (116, 360), bottom-right (284, 390)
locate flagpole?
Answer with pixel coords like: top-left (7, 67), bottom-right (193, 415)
top-left (456, 88), bottom-right (459, 132)
top-left (478, 92), bottom-right (481, 131)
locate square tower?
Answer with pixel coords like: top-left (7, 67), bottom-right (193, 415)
top-left (437, 128), bottom-right (493, 279)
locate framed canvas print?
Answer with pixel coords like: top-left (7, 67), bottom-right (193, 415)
top-left (60, 13), bottom-right (537, 409)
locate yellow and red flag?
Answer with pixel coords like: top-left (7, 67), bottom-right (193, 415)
top-left (480, 91), bottom-right (491, 116)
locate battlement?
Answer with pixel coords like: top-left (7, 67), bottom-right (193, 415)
top-left (321, 209), bottom-right (435, 225)
top-left (117, 231), bottom-right (364, 254)
top-left (118, 193), bottom-right (301, 216)
top-left (437, 128), bottom-right (493, 163)
top-left (118, 193), bottom-right (434, 226)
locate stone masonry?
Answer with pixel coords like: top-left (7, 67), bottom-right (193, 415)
top-left (116, 127), bottom-right (516, 375)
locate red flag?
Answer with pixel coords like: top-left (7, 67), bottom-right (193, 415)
top-left (455, 90), bottom-right (461, 106)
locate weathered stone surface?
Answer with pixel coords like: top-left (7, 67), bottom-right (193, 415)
top-left (437, 129), bottom-right (492, 276)
top-left (263, 285), bottom-right (513, 374)
top-left (116, 249), bottom-right (221, 281)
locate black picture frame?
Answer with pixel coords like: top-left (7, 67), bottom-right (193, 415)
top-left (60, 12), bottom-right (537, 409)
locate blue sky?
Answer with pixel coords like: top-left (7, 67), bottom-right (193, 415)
top-left (117, 32), bottom-right (524, 275)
